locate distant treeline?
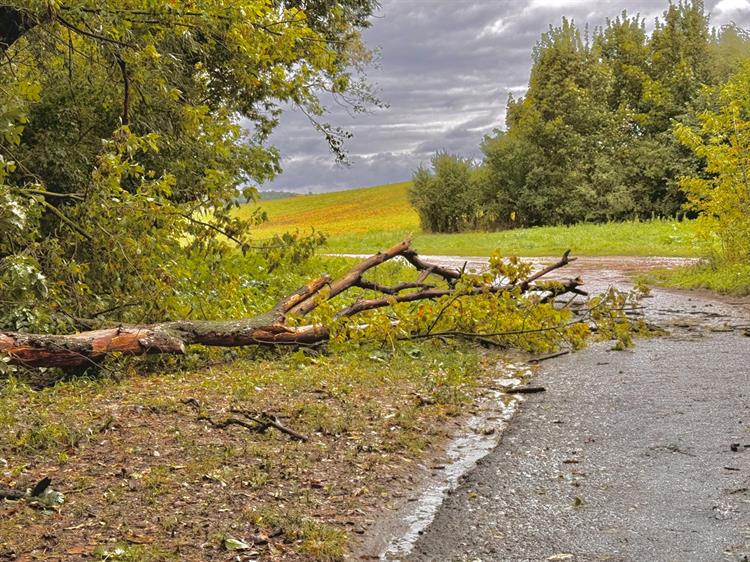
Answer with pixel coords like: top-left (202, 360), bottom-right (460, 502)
top-left (231, 190), bottom-right (299, 204)
top-left (410, 1), bottom-right (750, 232)
top-left (258, 190), bottom-right (300, 201)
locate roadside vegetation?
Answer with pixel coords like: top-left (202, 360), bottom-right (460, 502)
top-left (0, 340), bottom-right (510, 560)
top-left (651, 60), bottom-right (750, 295)
top-left (650, 262), bottom-right (750, 295)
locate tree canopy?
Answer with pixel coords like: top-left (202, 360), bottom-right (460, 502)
top-left (676, 60), bottom-right (750, 266)
top-left (410, 1), bottom-right (750, 232)
top-left (0, 1), bottom-right (378, 333)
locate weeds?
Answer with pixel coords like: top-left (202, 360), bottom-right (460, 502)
top-left (248, 507), bottom-right (349, 561)
top-left (648, 261), bottom-right (750, 295)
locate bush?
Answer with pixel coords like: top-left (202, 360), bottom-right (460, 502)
top-left (409, 153), bottom-right (481, 233)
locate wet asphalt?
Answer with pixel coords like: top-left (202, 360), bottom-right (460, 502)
top-left (403, 264), bottom-right (750, 562)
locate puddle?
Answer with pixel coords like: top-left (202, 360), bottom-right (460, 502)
top-left (372, 363), bottom-right (534, 561)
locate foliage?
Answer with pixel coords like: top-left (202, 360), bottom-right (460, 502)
top-left (408, 153), bottom-right (482, 232)
top-left (0, 0), bottom-right (378, 332)
top-left (676, 61), bottom-right (750, 262)
top-left (671, 61), bottom-right (750, 291)
top-left (709, 24), bottom-right (750, 83)
top-left (289, 253), bottom-right (646, 356)
top-left (410, 1), bottom-right (750, 232)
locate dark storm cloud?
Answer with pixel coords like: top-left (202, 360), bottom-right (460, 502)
top-left (260, 0), bottom-right (750, 193)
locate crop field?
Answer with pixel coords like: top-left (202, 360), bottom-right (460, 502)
top-left (239, 181), bottom-right (419, 238)
top-left (242, 182), bottom-right (700, 257)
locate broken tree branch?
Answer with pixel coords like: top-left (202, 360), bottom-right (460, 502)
top-left (503, 385), bottom-right (546, 394)
top-left (286, 238), bottom-right (413, 316)
top-left (355, 279), bottom-right (433, 295)
top-left (198, 415), bottom-right (260, 432)
top-left (230, 409), bottom-right (308, 442)
top-left (335, 278), bottom-right (585, 318)
top-left (401, 250), bottom-right (462, 284)
top-left (194, 406), bottom-right (308, 442)
top-left (521, 249), bottom-right (575, 290)
top-left (0, 239), bottom-right (585, 369)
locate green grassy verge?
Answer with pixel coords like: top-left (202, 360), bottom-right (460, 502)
top-left (646, 261), bottom-right (750, 295)
top-left (323, 219), bottom-right (699, 257)
top-left (241, 182), bottom-right (699, 257)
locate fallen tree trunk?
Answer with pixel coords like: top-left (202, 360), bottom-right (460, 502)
top-left (0, 239), bottom-right (584, 369)
top-left (0, 321), bottom-right (328, 369)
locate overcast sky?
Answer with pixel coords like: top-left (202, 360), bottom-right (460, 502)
top-left (260, 0), bottom-right (750, 193)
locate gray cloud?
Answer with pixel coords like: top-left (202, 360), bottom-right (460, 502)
top-left (260, 0), bottom-right (750, 193)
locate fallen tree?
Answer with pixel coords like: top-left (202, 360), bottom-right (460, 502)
top-left (0, 239), bottom-right (587, 369)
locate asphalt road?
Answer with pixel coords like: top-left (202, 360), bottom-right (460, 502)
top-left (405, 271), bottom-right (750, 561)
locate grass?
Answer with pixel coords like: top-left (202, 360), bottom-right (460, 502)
top-left (241, 182), bottom-right (700, 257)
top-left (645, 260), bottom-right (750, 296)
top-left (324, 219), bottom-right (699, 257)
top-left (0, 340), bottom-right (512, 561)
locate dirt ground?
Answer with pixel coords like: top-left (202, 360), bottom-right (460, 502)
top-left (0, 346), bottom-right (510, 561)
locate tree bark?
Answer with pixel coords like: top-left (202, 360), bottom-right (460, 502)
top-left (0, 240), bottom-right (585, 369)
top-left (0, 320), bottom-right (327, 368)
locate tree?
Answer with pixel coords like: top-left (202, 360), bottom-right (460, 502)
top-left (595, 3), bottom-right (714, 218)
top-left (596, 12), bottom-right (649, 114)
top-left (0, 1), bottom-right (378, 332)
top-left (409, 153), bottom-right (480, 232)
top-left (645, 0), bottom-right (712, 133)
top-left (479, 130), bottom-right (541, 228)
top-left (0, 239), bottom-right (603, 369)
top-left (450, 1), bottom-right (739, 230)
top-left (676, 62), bottom-right (750, 264)
top-left (708, 23), bottom-right (750, 83)
top-left (481, 19), bottom-right (619, 226)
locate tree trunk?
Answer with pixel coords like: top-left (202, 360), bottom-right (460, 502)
top-left (0, 240), bottom-right (585, 369)
top-left (0, 320), bottom-right (328, 369)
